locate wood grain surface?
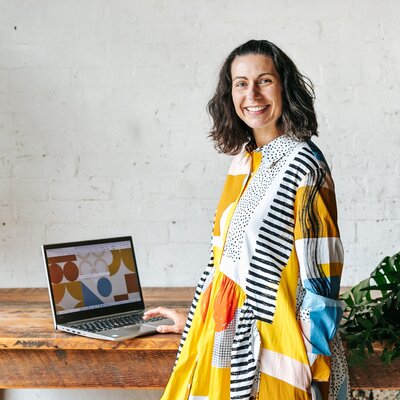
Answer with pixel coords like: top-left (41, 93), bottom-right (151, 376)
top-left (0, 288), bottom-right (190, 350)
top-left (0, 288), bottom-right (398, 389)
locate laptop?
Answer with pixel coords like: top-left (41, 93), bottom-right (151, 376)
top-left (42, 236), bottom-right (174, 341)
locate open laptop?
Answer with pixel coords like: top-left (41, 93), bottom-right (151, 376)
top-left (42, 236), bottom-right (173, 341)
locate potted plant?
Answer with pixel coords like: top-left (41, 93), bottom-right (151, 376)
top-left (339, 251), bottom-right (400, 366)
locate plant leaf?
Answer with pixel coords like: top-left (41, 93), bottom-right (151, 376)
top-left (340, 250), bottom-right (400, 368)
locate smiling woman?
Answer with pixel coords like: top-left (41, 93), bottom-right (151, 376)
top-left (144, 39), bottom-right (349, 400)
top-left (231, 54), bottom-right (283, 146)
top-left (207, 39), bottom-right (318, 155)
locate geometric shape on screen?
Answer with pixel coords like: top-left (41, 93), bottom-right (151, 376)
top-left (97, 277), bottom-right (112, 297)
top-left (63, 261), bottom-right (79, 281)
top-left (121, 249), bottom-right (135, 272)
top-left (52, 283), bottom-right (66, 303)
top-left (81, 282), bottom-right (104, 306)
top-left (49, 263), bottom-right (63, 284)
top-left (78, 261), bottom-right (93, 276)
top-left (76, 253), bottom-right (108, 276)
top-left (65, 281), bottom-right (83, 301)
top-left (108, 250), bottom-right (122, 276)
top-left (114, 294), bottom-right (129, 302)
top-left (75, 301), bottom-right (84, 308)
top-left (125, 273), bottom-right (139, 293)
top-left (94, 257), bottom-right (108, 270)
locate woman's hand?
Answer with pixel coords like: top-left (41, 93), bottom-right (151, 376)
top-left (143, 306), bottom-right (186, 334)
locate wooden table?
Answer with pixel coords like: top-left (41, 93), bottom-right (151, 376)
top-left (0, 288), bottom-right (399, 390)
top-left (0, 288), bottom-right (188, 389)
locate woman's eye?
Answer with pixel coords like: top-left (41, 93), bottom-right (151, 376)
top-left (259, 79), bottom-right (272, 85)
top-left (235, 81), bottom-right (247, 88)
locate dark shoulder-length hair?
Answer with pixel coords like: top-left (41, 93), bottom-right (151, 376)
top-left (207, 39), bottom-right (318, 155)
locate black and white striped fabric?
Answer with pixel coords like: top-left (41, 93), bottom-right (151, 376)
top-left (226, 143), bottom-right (332, 399)
top-left (246, 146), bottom-right (326, 324)
top-left (230, 301), bottom-right (260, 399)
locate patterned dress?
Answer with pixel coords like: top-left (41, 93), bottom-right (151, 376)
top-left (161, 134), bottom-right (349, 400)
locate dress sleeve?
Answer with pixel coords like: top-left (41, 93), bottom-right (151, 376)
top-left (294, 167), bottom-right (344, 382)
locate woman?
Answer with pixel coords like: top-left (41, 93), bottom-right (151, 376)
top-left (144, 39), bottom-right (349, 400)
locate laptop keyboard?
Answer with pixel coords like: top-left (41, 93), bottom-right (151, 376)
top-left (70, 314), bottom-right (164, 333)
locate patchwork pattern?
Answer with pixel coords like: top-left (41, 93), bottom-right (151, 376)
top-left (246, 147), bottom-right (323, 323)
top-left (212, 310), bottom-right (239, 368)
top-left (163, 136), bottom-right (349, 400)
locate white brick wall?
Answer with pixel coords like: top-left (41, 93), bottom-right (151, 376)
top-left (1, 1), bottom-right (400, 399)
top-left (1, 0), bottom-right (400, 291)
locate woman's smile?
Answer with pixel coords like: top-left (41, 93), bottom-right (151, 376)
top-left (244, 105), bottom-right (270, 113)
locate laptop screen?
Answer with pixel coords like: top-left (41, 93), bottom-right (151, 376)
top-left (43, 237), bottom-right (145, 325)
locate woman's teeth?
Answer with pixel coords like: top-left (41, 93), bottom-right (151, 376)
top-left (246, 106), bottom-right (268, 112)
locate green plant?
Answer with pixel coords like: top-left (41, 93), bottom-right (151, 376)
top-left (339, 251), bottom-right (400, 366)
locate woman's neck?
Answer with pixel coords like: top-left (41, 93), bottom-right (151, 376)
top-left (253, 127), bottom-right (282, 147)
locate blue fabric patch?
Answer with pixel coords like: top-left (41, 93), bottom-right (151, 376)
top-left (311, 381), bottom-right (324, 400)
top-left (303, 276), bottom-right (341, 299)
top-left (307, 140), bottom-right (330, 171)
top-left (310, 305), bottom-right (337, 355)
top-left (336, 377), bottom-right (348, 400)
top-left (302, 290), bottom-right (343, 356)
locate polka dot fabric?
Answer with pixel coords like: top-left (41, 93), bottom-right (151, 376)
top-left (329, 334), bottom-right (351, 400)
top-left (223, 135), bottom-right (300, 262)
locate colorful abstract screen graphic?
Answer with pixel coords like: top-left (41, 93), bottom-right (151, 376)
top-left (46, 241), bottom-right (141, 315)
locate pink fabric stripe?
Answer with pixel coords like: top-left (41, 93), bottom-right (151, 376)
top-left (260, 348), bottom-right (312, 392)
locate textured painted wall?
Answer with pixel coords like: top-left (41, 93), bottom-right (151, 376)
top-left (1, 1), bottom-right (399, 290)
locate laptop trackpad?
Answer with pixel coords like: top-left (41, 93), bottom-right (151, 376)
top-left (103, 324), bottom-right (154, 340)
top-left (104, 318), bottom-right (174, 340)
top-left (142, 317), bottom-right (174, 328)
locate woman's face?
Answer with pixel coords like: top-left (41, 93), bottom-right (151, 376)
top-left (231, 54), bottom-right (283, 141)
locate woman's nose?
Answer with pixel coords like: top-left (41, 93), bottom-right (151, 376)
top-left (247, 84), bottom-right (261, 101)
